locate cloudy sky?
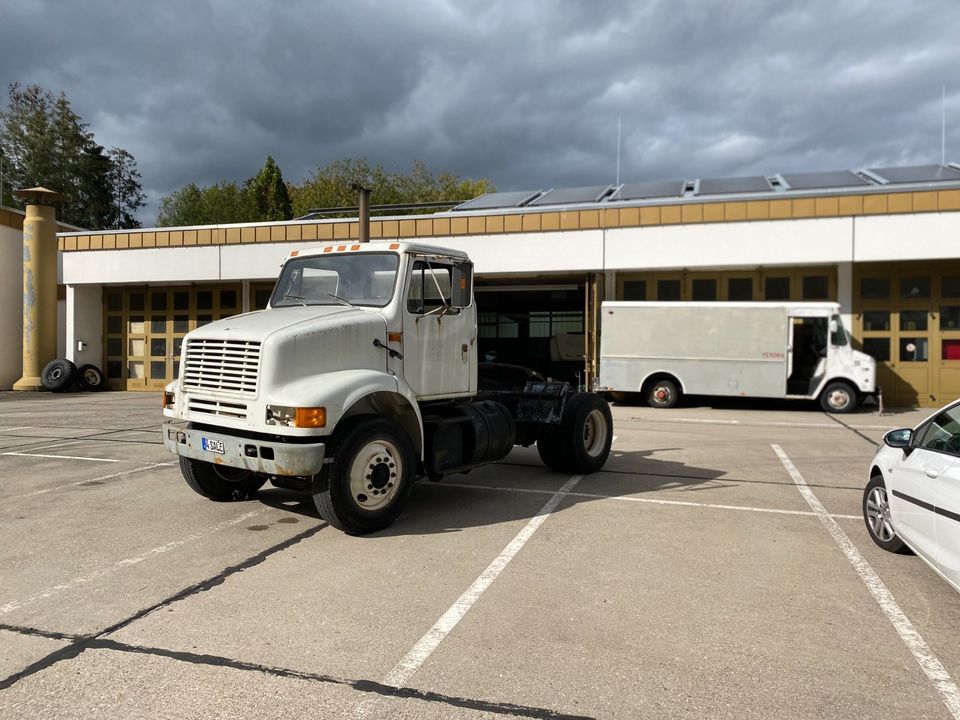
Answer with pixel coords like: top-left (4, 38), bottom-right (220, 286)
top-left (2, 0), bottom-right (959, 224)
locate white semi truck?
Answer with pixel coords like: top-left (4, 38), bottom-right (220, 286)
top-left (597, 301), bottom-right (876, 413)
top-left (162, 242), bottom-right (612, 533)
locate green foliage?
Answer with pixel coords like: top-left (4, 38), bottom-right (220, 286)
top-left (289, 159), bottom-right (495, 217)
top-left (156, 181), bottom-right (259, 227)
top-left (248, 155), bottom-right (292, 221)
top-left (0, 83), bottom-right (145, 229)
top-left (157, 157), bottom-right (495, 227)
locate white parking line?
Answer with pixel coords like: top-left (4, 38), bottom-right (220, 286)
top-left (625, 416), bottom-right (893, 431)
top-left (0, 427), bottom-right (31, 432)
top-left (773, 444), bottom-right (960, 719)
top-left (0, 507), bottom-right (269, 616)
top-left (434, 481), bottom-right (860, 519)
top-left (14, 461), bottom-right (175, 499)
top-left (1, 451), bottom-right (122, 463)
top-left (381, 475), bottom-right (582, 691)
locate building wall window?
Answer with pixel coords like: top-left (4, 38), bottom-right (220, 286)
top-left (617, 267), bottom-right (836, 303)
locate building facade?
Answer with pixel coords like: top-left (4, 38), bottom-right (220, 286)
top-left (33, 163), bottom-right (960, 406)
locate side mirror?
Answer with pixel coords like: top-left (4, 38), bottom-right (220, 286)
top-left (829, 318), bottom-right (838, 334)
top-left (883, 428), bottom-right (912, 449)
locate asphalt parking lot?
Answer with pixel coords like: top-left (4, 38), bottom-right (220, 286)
top-left (1, 392), bottom-right (959, 719)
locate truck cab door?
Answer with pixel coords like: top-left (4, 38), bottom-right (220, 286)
top-left (400, 257), bottom-right (476, 399)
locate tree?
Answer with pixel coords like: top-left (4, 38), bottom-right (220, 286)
top-left (288, 158), bottom-right (495, 217)
top-left (108, 148), bottom-right (147, 229)
top-left (157, 181), bottom-right (259, 227)
top-left (0, 83), bottom-right (146, 229)
top-left (247, 155), bottom-right (292, 221)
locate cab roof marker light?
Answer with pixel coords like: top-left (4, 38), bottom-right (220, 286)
top-left (389, 243), bottom-right (400, 249)
top-left (289, 250), bottom-right (299, 256)
top-left (323, 246), bottom-right (333, 252)
top-left (337, 245), bottom-right (346, 251)
top-left (351, 244), bottom-right (360, 251)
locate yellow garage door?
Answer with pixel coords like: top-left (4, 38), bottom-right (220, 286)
top-left (103, 285), bottom-right (242, 390)
top-left (855, 262), bottom-right (960, 407)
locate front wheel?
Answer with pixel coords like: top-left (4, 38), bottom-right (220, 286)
top-left (179, 456), bottom-right (266, 501)
top-left (820, 381), bottom-right (858, 413)
top-left (312, 417), bottom-right (415, 534)
top-left (862, 475), bottom-right (909, 554)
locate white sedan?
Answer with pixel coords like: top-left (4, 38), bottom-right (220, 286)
top-left (864, 400), bottom-right (960, 594)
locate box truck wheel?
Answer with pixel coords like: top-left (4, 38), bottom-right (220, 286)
top-left (646, 378), bottom-right (679, 408)
top-left (820, 381), bottom-right (858, 413)
top-left (179, 456), bottom-right (266, 501)
top-left (312, 417), bottom-right (414, 534)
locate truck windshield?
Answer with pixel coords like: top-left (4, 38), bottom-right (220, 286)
top-left (831, 314), bottom-right (848, 346)
top-left (270, 252), bottom-right (399, 308)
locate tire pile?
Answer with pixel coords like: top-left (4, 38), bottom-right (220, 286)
top-left (40, 359), bottom-right (105, 393)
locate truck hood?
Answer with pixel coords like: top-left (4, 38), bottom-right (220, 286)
top-left (183, 306), bottom-right (389, 397)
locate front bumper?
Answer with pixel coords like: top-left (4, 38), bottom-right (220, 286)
top-left (162, 423), bottom-right (326, 476)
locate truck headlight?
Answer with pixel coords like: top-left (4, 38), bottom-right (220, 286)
top-left (266, 405), bottom-right (326, 428)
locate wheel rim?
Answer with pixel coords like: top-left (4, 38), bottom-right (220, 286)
top-left (50, 367), bottom-right (62, 381)
top-left (83, 369), bottom-right (100, 386)
top-left (866, 485), bottom-right (896, 542)
top-left (827, 388), bottom-right (850, 410)
top-left (349, 438), bottom-right (402, 512)
top-left (583, 408), bottom-right (609, 457)
top-left (653, 384), bottom-right (672, 405)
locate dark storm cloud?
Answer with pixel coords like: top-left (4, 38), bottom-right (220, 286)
top-left (2, 0), bottom-right (959, 223)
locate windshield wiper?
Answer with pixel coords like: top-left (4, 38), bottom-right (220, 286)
top-left (282, 293), bottom-right (307, 307)
top-left (323, 292), bottom-right (355, 308)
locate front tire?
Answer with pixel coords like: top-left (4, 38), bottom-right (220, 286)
top-left (863, 475), bottom-right (910, 554)
top-left (179, 456), bottom-right (266, 501)
top-left (820, 381), bottom-right (858, 413)
top-left (313, 417), bottom-right (415, 534)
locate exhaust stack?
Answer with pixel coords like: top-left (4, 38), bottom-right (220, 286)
top-left (351, 184), bottom-right (371, 243)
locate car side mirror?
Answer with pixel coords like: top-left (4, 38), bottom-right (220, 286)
top-left (829, 318), bottom-right (838, 334)
top-left (883, 428), bottom-right (912, 449)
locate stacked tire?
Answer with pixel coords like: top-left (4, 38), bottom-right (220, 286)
top-left (41, 359), bottom-right (104, 393)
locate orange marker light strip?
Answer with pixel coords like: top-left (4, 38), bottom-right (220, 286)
top-left (351, 244), bottom-right (360, 251)
top-left (323, 246), bottom-right (333, 253)
top-left (337, 245), bottom-right (346, 251)
top-left (294, 407), bottom-right (326, 428)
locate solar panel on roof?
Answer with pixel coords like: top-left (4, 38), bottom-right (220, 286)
top-left (868, 165), bottom-right (960, 184)
top-left (612, 180), bottom-right (685, 201)
top-left (528, 185), bottom-right (612, 206)
top-left (781, 170), bottom-right (869, 190)
top-left (454, 190), bottom-right (541, 211)
top-left (697, 176), bottom-right (770, 195)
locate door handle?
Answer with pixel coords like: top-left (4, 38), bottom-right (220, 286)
top-left (924, 468), bottom-right (940, 479)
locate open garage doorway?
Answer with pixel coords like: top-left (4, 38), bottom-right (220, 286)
top-left (475, 276), bottom-right (587, 385)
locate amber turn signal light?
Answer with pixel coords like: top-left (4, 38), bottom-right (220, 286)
top-left (294, 407), bottom-right (326, 428)
top-left (162, 390), bottom-right (175, 409)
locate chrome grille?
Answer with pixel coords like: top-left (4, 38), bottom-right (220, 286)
top-left (188, 397), bottom-right (248, 420)
top-left (183, 338), bottom-right (261, 396)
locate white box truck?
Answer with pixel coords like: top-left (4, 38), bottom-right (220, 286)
top-left (597, 301), bottom-right (876, 413)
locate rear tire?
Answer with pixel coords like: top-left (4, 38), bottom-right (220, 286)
top-left (862, 475), bottom-right (910, 554)
top-left (179, 456), bottom-right (266, 501)
top-left (312, 417), bottom-right (415, 534)
top-left (77, 364), bottom-right (105, 391)
top-left (646, 378), bottom-right (679, 408)
top-left (820, 381), bottom-right (857, 413)
top-left (41, 359), bottom-right (78, 393)
top-left (536, 429), bottom-right (566, 471)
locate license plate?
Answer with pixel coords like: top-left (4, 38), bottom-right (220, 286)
top-left (201, 437), bottom-right (225, 455)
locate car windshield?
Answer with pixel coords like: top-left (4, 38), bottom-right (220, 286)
top-left (270, 252), bottom-right (399, 308)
